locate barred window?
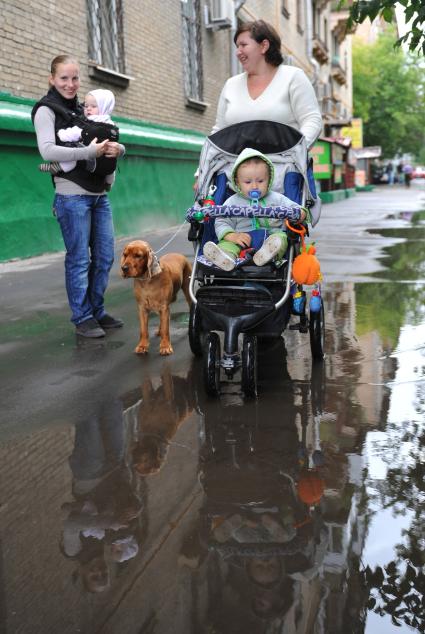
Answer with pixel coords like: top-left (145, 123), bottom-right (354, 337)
top-left (296, 2), bottom-right (304, 33)
top-left (86, 0), bottom-right (125, 73)
top-left (181, 0), bottom-right (203, 102)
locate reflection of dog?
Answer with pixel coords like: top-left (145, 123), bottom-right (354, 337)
top-left (132, 368), bottom-right (194, 475)
top-left (120, 240), bottom-right (192, 355)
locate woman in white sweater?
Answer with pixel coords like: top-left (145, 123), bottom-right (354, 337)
top-left (212, 19), bottom-right (322, 149)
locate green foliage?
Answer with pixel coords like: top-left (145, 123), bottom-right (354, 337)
top-left (338, 1), bottom-right (425, 54)
top-left (352, 31), bottom-right (425, 158)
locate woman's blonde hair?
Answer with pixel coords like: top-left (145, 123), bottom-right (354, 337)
top-left (50, 54), bottom-right (79, 76)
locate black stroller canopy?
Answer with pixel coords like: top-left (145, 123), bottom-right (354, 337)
top-left (209, 120), bottom-right (303, 155)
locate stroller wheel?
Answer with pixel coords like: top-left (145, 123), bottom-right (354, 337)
top-left (241, 335), bottom-right (258, 398)
top-left (309, 301), bottom-right (325, 361)
top-left (188, 302), bottom-right (203, 357)
top-left (203, 332), bottom-right (221, 397)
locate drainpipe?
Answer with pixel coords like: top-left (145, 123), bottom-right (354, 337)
top-left (230, 1), bottom-right (246, 76)
top-left (305, 0), bottom-right (319, 86)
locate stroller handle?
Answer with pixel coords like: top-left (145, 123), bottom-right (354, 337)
top-left (186, 204), bottom-right (304, 223)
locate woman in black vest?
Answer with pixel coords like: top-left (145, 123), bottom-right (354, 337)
top-left (32, 55), bottom-right (124, 338)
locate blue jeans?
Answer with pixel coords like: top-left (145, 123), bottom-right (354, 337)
top-left (54, 194), bottom-right (114, 324)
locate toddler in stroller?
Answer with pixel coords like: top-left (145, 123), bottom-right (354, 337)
top-left (186, 120), bottom-right (324, 398)
top-left (203, 147), bottom-right (306, 271)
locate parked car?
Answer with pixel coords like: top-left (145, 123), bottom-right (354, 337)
top-left (412, 166), bottom-right (425, 179)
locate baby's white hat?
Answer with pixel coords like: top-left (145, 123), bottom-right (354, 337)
top-left (88, 89), bottom-right (115, 116)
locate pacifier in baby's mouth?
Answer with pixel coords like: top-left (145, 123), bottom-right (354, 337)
top-left (249, 189), bottom-right (261, 206)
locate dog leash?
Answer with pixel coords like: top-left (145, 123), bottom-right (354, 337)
top-left (154, 221), bottom-right (187, 255)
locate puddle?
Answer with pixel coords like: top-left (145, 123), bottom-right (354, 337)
top-left (0, 202), bottom-right (424, 633)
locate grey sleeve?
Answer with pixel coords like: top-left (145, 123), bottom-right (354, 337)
top-left (34, 106), bottom-right (97, 162)
top-left (214, 216), bottom-right (236, 240)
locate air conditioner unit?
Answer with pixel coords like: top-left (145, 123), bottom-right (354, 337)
top-left (205, 0), bottom-right (234, 30)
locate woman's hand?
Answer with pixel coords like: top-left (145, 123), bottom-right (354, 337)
top-left (90, 137), bottom-right (108, 157)
top-left (299, 208), bottom-right (306, 222)
top-left (225, 232), bottom-right (252, 248)
top-left (104, 141), bottom-right (121, 158)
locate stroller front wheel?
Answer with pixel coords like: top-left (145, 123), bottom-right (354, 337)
top-left (241, 334), bottom-right (258, 398)
top-left (203, 332), bottom-right (221, 397)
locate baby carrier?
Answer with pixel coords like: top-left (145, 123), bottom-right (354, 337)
top-left (79, 120), bottom-right (119, 176)
top-left (33, 97), bottom-right (119, 177)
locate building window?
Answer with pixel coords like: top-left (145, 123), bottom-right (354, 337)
top-left (313, 1), bottom-right (320, 38)
top-left (296, 2), bottom-right (304, 34)
top-left (281, 0), bottom-right (290, 19)
top-left (181, 0), bottom-right (203, 104)
top-left (332, 34), bottom-right (340, 62)
top-left (86, 0), bottom-right (125, 73)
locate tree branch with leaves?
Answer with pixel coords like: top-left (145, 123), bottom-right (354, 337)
top-left (338, 1), bottom-right (425, 54)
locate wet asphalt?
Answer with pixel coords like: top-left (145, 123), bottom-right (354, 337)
top-left (0, 181), bottom-right (424, 634)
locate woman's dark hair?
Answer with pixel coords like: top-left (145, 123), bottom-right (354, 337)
top-left (234, 20), bottom-right (283, 67)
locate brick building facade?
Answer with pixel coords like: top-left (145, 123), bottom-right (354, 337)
top-left (0, 1), bottom-right (354, 261)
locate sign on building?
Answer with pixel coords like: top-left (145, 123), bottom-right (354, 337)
top-left (341, 118), bottom-right (363, 149)
top-left (311, 141), bottom-right (332, 179)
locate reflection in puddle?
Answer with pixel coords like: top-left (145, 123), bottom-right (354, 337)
top-left (130, 366), bottom-right (195, 476)
top-left (59, 364), bottom-right (196, 600)
top-left (189, 354), bottom-right (329, 632)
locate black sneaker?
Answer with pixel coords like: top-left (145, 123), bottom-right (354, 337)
top-left (97, 314), bottom-right (124, 329)
top-left (75, 318), bottom-right (106, 338)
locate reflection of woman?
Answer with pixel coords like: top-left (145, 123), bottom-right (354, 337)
top-left (61, 403), bottom-right (142, 592)
top-left (212, 20), bottom-right (322, 148)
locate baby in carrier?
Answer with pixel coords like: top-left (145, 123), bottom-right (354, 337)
top-left (203, 148), bottom-right (306, 271)
top-left (39, 88), bottom-right (118, 189)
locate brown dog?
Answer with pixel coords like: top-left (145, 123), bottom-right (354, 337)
top-left (120, 240), bottom-right (192, 355)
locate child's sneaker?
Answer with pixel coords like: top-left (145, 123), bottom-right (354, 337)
top-left (203, 242), bottom-right (236, 271)
top-left (253, 234), bottom-right (283, 266)
top-left (38, 161), bottom-right (62, 174)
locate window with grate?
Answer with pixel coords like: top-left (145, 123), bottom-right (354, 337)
top-left (86, 0), bottom-right (125, 73)
top-left (296, 2), bottom-right (304, 33)
top-left (181, 0), bottom-right (203, 103)
top-left (313, 1), bottom-right (320, 39)
top-left (281, 0), bottom-right (290, 19)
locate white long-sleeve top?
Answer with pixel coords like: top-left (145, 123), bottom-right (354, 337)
top-left (212, 65), bottom-right (323, 148)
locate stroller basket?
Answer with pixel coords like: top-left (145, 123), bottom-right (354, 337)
top-left (196, 285), bottom-right (274, 319)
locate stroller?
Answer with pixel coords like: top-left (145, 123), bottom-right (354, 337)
top-left (186, 120), bottom-right (324, 398)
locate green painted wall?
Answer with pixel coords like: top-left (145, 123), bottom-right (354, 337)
top-left (0, 94), bottom-right (204, 262)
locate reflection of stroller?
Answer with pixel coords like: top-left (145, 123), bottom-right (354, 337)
top-left (196, 361), bottom-right (327, 583)
top-left (186, 121), bottom-right (325, 398)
